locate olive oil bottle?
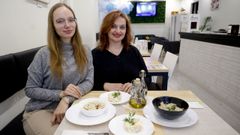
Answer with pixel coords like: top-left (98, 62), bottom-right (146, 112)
top-left (129, 78), bottom-right (146, 108)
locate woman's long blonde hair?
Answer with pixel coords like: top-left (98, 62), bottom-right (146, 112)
top-left (48, 3), bottom-right (87, 78)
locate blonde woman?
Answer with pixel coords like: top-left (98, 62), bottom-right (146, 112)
top-left (22, 3), bottom-right (93, 135)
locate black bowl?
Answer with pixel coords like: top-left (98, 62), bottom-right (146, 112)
top-left (152, 96), bottom-right (189, 120)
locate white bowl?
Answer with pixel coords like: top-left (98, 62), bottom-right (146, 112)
top-left (81, 98), bottom-right (107, 117)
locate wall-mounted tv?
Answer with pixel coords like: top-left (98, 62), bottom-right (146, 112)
top-left (129, 1), bottom-right (166, 23)
top-left (136, 2), bottom-right (157, 17)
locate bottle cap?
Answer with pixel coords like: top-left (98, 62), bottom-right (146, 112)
top-left (133, 78), bottom-right (141, 85)
top-left (140, 70), bottom-right (146, 77)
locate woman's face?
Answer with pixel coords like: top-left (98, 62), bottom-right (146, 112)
top-left (108, 17), bottom-right (126, 44)
top-left (53, 6), bottom-right (76, 43)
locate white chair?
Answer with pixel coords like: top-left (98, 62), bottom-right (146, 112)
top-left (154, 51), bottom-right (178, 89)
top-left (134, 37), bottom-right (138, 44)
top-left (135, 39), bottom-right (148, 53)
top-left (162, 51), bottom-right (178, 79)
top-left (149, 43), bottom-right (163, 83)
top-left (150, 43), bottom-right (163, 61)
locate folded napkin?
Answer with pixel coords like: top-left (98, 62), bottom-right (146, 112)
top-left (188, 101), bottom-right (204, 109)
top-left (62, 130), bottom-right (88, 135)
top-left (62, 130), bottom-right (109, 135)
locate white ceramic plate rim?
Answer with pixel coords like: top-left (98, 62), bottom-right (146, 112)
top-left (143, 103), bottom-right (198, 128)
top-left (65, 98), bottom-right (116, 126)
top-left (108, 114), bottom-right (154, 135)
top-left (99, 91), bottom-right (131, 105)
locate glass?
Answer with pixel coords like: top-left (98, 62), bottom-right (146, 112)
top-left (129, 78), bottom-right (146, 109)
top-left (139, 70), bottom-right (148, 96)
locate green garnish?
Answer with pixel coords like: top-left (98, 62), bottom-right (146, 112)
top-left (124, 112), bottom-right (136, 125)
top-left (166, 104), bottom-right (176, 111)
top-left (112, 91), bottom-right (121, 98)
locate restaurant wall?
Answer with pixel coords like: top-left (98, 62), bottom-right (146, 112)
top-left (0, 0), bottom-right (58, 55)
top-left (0, 0), bottom-right (180, 55)
top-left (181, 0), bottom-right (240, 31)
top-left (1, 0), bottom-right (239, 54)
top-left (72, 0), bottom-right (98, 49)
top-left (131, 0), bottom-right (181, 38)
top-left (0, 0), bottom-right (98, 56)
top-left (178, 38), bottom-right (240, 133)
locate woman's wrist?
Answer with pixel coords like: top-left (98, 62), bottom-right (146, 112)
top-left (62, 97), bottom-right (70, 105)
top-left (59, 91), bottom-right (64, 99)
top-left (103, 83), bottom-right (107, 91)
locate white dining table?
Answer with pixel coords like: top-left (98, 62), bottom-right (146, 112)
top-left (144, 57), bottom-right (169, 90)
top-left (54, 90), bottom-right (239, 135)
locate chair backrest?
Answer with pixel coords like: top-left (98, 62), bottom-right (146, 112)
top-left (134, 37), bottom-right (138, 44)
top-left (135, 39), bottom-right (148, 52)
top-left (163, 51), bottom-right (178, 79)
top-left (150, 43), bottom-right (163, 61)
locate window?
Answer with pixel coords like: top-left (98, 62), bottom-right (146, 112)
top-left (191, 1), bottom-right (199, 14)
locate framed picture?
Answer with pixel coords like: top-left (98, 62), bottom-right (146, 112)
top-left (211, 0), bottom-right (220, 10)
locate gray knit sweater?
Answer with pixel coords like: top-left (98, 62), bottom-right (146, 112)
top-left (24, 43), bottom-right (94, 112)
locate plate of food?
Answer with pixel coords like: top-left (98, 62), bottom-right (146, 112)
top-left (99, 91), bottom-right (131, 105)
top-left (108, 112), bottom-right (154, 135)
top-left (143, 100), bottom-right (198, 128)
top-left (65, 98), bottom-right (116, 126)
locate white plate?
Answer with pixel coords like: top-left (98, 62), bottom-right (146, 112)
top-left (99, 91), bottom-right (131, 105)
top-left (143, 102), bottom-right (198, 128)
top-left (108, 114), bottom-right (154, 135)
top-left (65, 98), bottom-right (116, 126)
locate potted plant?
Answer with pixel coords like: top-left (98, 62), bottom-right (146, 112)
top-left (199, 16), bottom-right (212, 32)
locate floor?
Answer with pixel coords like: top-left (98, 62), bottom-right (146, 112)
top-left (168, 64), bottom-right (240, 134)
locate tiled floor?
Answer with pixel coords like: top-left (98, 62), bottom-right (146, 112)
top-left (168, 64), bottom-right (240, 134)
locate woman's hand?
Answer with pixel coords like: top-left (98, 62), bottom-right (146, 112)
top-left (103, 83), bottom-right (123, 91)
top-left (51, 97), bottom-right (69, 125)
top-left (122, 83), bottom-right (132, 93)
top-left (103, 82), bottom-right (132, 93)
top-left (60, 84), bottom-right (81, 99)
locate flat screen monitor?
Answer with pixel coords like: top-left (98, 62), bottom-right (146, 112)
top-left (136, 2), bottom-right (157, 17)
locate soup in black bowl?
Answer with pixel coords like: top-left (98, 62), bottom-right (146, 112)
top-left (152, 96), bottom-right (189, 120)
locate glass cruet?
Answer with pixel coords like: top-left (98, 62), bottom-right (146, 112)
top-left (139, 70), bottom-right (148, 96)
top-left (129, 78), bottom-right (146, 109)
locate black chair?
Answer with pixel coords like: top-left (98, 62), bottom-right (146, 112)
top-left (164, 41), bottom-right (180, 54)
top-left (0, 112), bottom-right (25, 135)
top-left (135, 34), bottom-right (156, 50)
top-left (0, 46), bottom-right (42, 135)
top-left (96, 32), bottom-right (99, 41)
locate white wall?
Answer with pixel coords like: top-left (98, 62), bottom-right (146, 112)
top-left (203, 0), bottom-right (240, 30)
top-left (131, 0), bottom-right (182, 38)
top-left (97, 0), bottom-right (182, 43)
top-left (72, 0), bottom-right (99, 49)
top-left (0, 0), bottom-right (98, 56)
top-left (181, 0), bottom-right (240, 31)
top-left (1, 0), bottom-right (240, 54)
top-left (0, 0), bottom-right (60, 55)
top-left (178, 38), bottom-right (240, 133)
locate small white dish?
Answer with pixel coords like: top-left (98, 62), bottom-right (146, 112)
top-left (99, 91), bottom-right (131, 105)
top-left (143, 102), bottom-right (198, 128)
top-left (108, 114), bottom-right (154, 135)
top-left (65, 98), bottom-right (116, 126)
top-left (80, 98), bottom-right (107, 117)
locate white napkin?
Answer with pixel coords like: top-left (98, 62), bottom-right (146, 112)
top-left (62, 130), bottom-right (88, 135)
top-left (188, 101), bottom-right (204, 109)
top-left (61, 130), bottom-right (109, 135)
